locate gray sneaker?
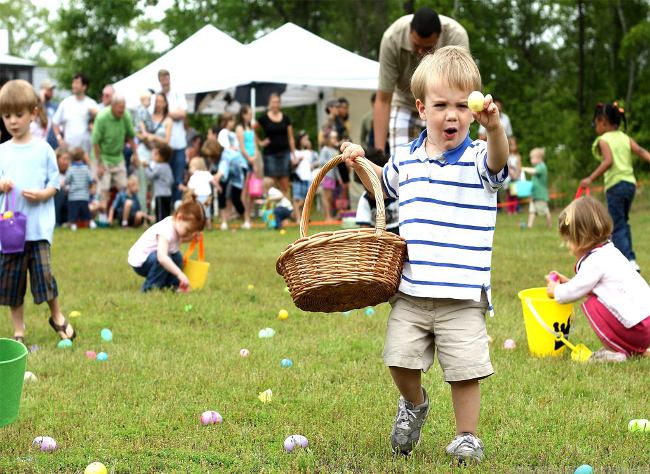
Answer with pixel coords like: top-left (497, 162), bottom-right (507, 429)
top-left (390, 387), bottom-right (430, 455)
top-left (445, 432), bottom-right (484, 465)
top-left (590, 348), bottom-right (627, 363)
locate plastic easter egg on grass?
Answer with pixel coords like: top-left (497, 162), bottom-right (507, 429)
top-left (279, 229), bottom-right (287, 235)
top-left (247, 284), bottom-right (255, 290)
top-left (84, 462), bottom-right (108, 474)
top-left (467, 91), bottom-right (485, 112)
top-left (85, 351), bottom-right (97, 360)
top-left (184, 304), bottom-right (193, 312)
top-left (258, 389), bottom-right (273, 403)
top-left (365, 307), bottom-right (375, 316)
top-left (57, 339), bottom-right (72, 349)
top-left (280, 358), bottom-right (293, 368)
top-left (574, 465), bottom-right (593, 474)
top-left (69, 310), bottom-right (81, 318)
top-left (278, 309), bottom-right (289, 321)
top-left (503, 339), bottom-right (516, 350)
top-left (100, 328), bottom-right (113, 342)
top-left (29, 344), bottom-right (39, 353)
top-left (32, 436), bottom-right (57, 452)
top-left (284, 434), bottom-right (309, 453)
top-left (24, 371), bottom-right (38, 383)
top-left (96, 352), bottom-right (108, 361)
top-left (258, 328), bottom-right (276, 339)
top-left (200, 410), bottom-right (223, 425)
top-left (240, 348), bottom-right (250, 357)
top-left (628, 419), bottom-right (650, 432)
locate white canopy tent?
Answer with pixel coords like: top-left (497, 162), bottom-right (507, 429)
top-left (113, 25), bottom-right (245, 108)
top-left (114, 23), bottom-right (379, 140)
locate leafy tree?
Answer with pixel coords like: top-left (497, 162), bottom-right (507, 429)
top-left (0, 2), bottom-right (52, 63)
top-left (54, 0), bottom-right (158, 99)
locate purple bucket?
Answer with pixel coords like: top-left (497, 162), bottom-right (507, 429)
top-left (0, 191), bottom-right (27, 254)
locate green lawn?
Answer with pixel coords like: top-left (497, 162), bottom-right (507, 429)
top-left (1, 205), bottom-right (649, 473)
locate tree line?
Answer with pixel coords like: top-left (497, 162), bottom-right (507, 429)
top-left (1, 0), bottom-right (649, 188)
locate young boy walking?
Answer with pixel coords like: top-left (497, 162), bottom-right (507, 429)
top-left (0, 80), bottom-right (76, 344)
top-left (341, 46), bottom-right (509, 464)
top-left (522, 147), bottom-right (551, 229)
top-left (65, 147), bottom-right (94, 230)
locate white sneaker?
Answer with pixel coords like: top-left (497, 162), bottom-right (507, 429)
top-left (70, 224), bottom-right (77, 231)
top-left (590, 348), bottom-right (627, 363)
top-left (242, 221), bottom-right (251, 230)
top-left (446, 432), bottom-right (485, 465)
top-left (89, 220), bottom-right (97, 229)
top-left (220, 222), bottom-right (228, 231)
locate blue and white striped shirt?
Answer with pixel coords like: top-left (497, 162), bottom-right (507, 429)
top-left (383, 130), bottom-right (508, 311)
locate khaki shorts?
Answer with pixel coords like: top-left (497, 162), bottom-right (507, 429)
top-left (529, 200), bottom-right (550, 216)
top-left (383, 291), bottom-right (493, 382)
top-left (98, 162), bottom-right (127, 193)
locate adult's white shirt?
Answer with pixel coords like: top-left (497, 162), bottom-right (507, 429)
top-left (164, 88), bottom-right (188, 150)
top-left (52, 95), bottom-right (98, 152)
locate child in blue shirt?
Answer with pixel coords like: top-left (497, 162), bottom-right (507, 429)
top-left (64, 147), bottom-right (93, 230)
top-left (0, 80), bottom-right (76, 344)
top-left (341, 46), bottom-right (509, 464)
top-left (109, 175), bottom-right (148, 227)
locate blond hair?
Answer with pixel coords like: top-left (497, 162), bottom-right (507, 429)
top-left (0, 79), bottom-right (39, 114)
top-left (189, 157), bottom-right (207, 172)
top-left (530, 147), bottom-right (545, 161)
top-left (410, 46), bottom-right (482, 103)
top-left (127, 174), bottom-right (139, 187)
top-left (558, 196), bottom-right (612, 255)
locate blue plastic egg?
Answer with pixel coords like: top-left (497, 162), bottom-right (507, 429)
top-left (574, 465), bottom-right (593, 474)
top-left (96, 352), bottom-right (108, 361)
top-left (280, 358), bottom-right (293, 368)
top-left (57, 339), bottom-right (72, 349)
top-left (100, 328), bottom-right (113, 342)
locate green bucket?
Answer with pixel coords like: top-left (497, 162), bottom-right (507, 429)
top-left (0, 338), bottom-right (28, 427)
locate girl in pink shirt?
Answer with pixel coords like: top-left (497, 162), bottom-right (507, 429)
top-left (546, 196), bottom-right (650, 362)
top-left (128, 192), bottom-right (206, 292)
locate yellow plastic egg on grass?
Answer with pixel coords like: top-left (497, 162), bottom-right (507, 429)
top-left (84, 462), bottom-right (108, 474)
top-left (278, 309), bottom-right (289, 321)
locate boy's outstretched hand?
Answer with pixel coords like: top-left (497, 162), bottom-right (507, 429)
top-left (471, 93), bottom-right (501, 132)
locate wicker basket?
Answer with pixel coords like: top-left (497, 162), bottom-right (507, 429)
top-left (276, 154), bottom-right (406, 313)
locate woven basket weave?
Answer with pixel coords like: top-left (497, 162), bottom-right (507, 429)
top-left (276, 155), bottom-right (406, 313)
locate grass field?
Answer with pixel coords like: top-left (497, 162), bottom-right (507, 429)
top-left (1, 205), bottom-right (649, 473)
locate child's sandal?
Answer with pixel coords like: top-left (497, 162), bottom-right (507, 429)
top-left (48, 316), bottom-right (76, 341)
top-left (13, 335), bottom-right (26, 345)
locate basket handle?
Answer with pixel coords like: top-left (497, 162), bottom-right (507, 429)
top-left (300, 154), bottom-right (385, 238)
top-left (575, 187), bottom-right (590, 199)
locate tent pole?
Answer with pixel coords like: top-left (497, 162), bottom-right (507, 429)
top-left (251, 86), bottom-right (257, 126)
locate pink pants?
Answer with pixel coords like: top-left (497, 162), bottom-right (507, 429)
top-left (582, 295), bottom-right (650, 356)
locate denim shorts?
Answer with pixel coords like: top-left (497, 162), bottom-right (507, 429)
top-left (291, 180), bottom-right (311, 200)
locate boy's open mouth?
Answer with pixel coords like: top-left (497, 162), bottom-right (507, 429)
top-left (443, 127), bottom-right (458, 139)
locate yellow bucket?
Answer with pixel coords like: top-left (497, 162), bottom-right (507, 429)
top-left (518, 287), bottom-right (573, 357)
top-left (183, 234), bottom-right (209, 290)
